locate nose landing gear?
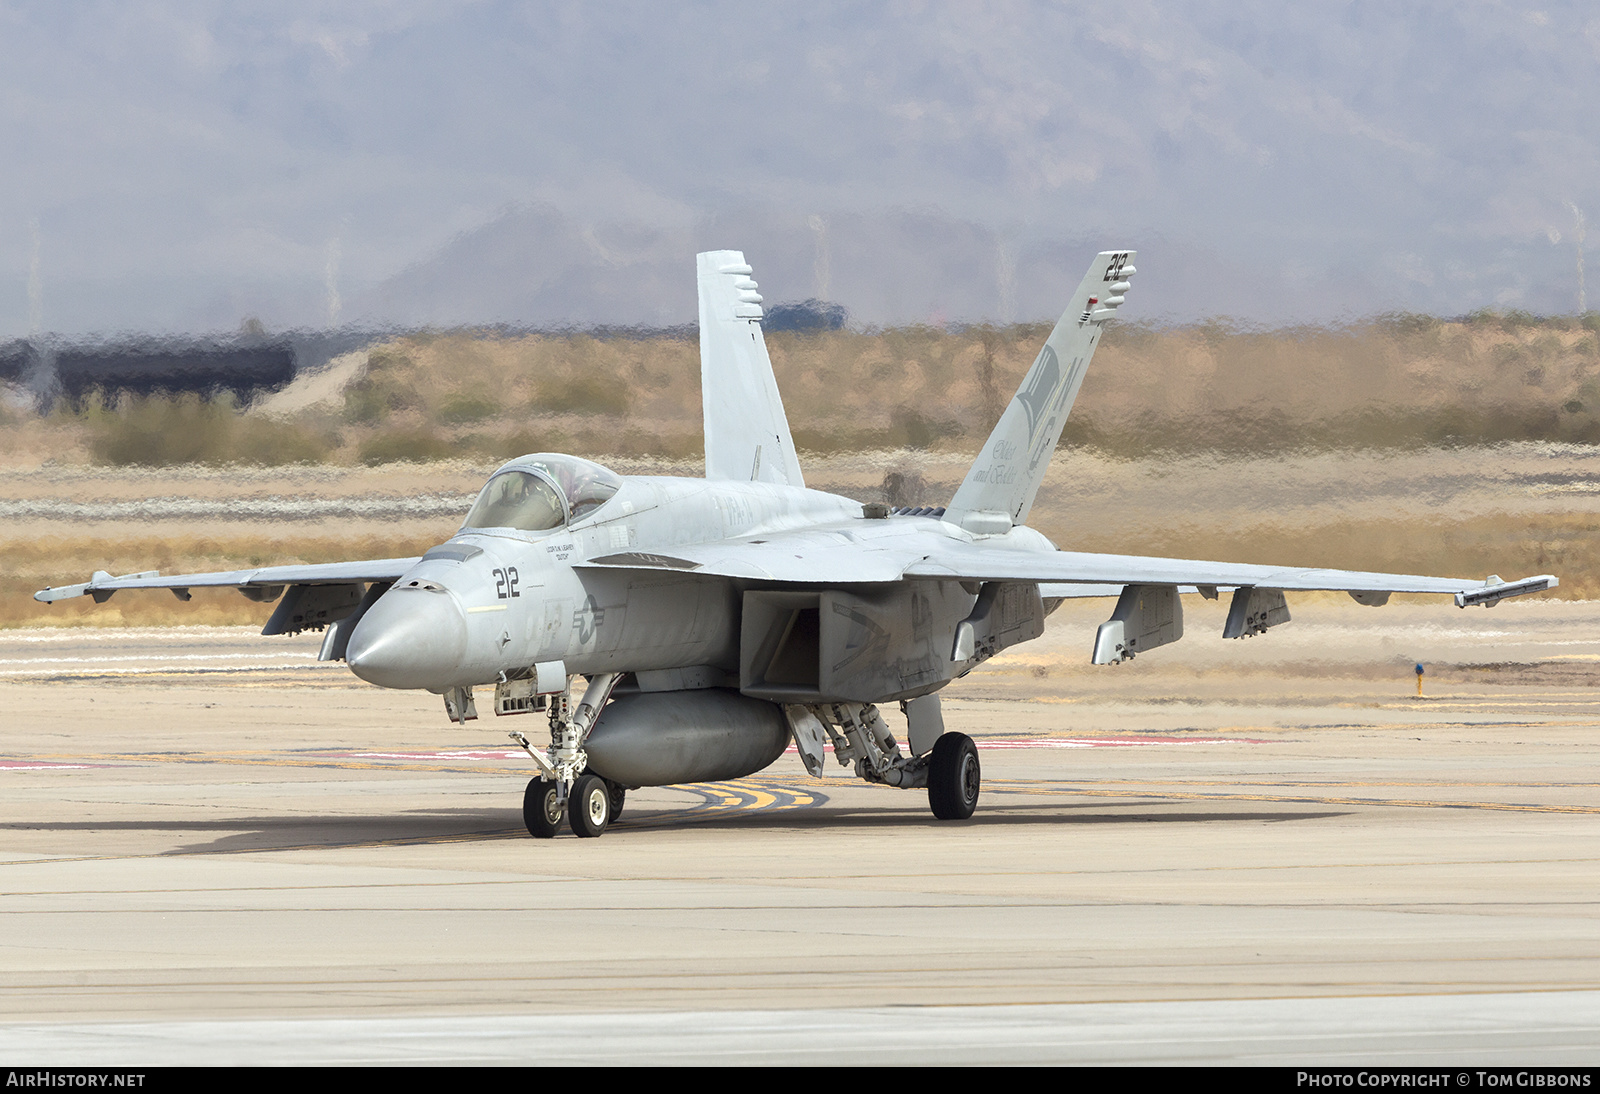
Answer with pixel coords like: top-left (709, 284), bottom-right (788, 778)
top-left (511, 671), bottom-right (625, 838)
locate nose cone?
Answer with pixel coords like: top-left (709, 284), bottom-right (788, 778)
top-left (346, 589), bottom-right (468, 689)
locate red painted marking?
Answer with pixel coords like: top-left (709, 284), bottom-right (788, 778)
top-left (978, 735), bottom-right (1265, 749)
top-left (322, 749), bottom-right (528, 762)
top-left (320, 738), bottom-right (1266, 765)
top-left (784, 734), bottom-right (1262, 755)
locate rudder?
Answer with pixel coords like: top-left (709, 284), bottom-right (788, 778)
top-left (944, 250), bottom-right (1135, 533)
top-left (698, 251), bottom-right (804, 487)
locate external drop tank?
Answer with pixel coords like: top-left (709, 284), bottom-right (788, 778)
top-left (582, 688), bottom-right (791, 788)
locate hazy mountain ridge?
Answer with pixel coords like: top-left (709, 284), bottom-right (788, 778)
top-left (6, 8), bottom-right (1600, 335)
top-left (344, 204), bottom-right (1541, 331)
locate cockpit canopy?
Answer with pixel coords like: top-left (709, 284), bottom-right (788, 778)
top-left (460, 454), bottom-right (622, 533)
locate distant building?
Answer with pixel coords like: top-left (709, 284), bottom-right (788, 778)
top-left (48, 338), bottom-right (296, 407)
top-left (0, 340), bottom-right (35, 386)
top-left (763, 299), bottom-right (849, 334)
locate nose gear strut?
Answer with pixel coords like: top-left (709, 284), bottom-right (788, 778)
top-left (509, 671), bottom-right (622, 838)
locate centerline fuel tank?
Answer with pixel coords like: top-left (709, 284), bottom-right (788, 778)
top-left (583, 688), bottom-right (790, 788)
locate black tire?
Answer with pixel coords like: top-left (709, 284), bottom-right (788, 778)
top-left (605, 779), bottom-right (626, 821)
top-left (927, 732), bottom-right (980, 820)
top-left (569, 772), bottom-right (611, 838)
top-left (524, 777), bottom-right (564, 838)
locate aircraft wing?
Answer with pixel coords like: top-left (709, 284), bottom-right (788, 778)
top-left (583, 530), bottom-right (1554, 607)
top-left (901, 542), bottom-right (1556, 605)
top-left (34, 557), bottom-right (421, 603)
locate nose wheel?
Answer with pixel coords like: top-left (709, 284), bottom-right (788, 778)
top-left (524, 774), bottom-right (621, 838)
top-left (569, 773), bottom-right (611, 837)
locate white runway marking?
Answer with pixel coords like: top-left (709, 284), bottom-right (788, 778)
top-left (1, 628), bottom-right (270, 643)
top-left (0, 653), bottom-right (317, 666)
top-left (0, 663), bottom-right (329, 678)
top-left (4, 992), bottom-right (1597, 1066)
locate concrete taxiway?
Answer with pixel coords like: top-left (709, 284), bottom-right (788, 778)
top-left (1, 599), bottom-right (1598, 1063)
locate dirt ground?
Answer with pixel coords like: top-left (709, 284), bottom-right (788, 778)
top-left (4, 441), bottom-right (1597, 628)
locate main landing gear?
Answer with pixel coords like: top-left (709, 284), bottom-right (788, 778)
top-left (788, 702), bottom-right (981, 821)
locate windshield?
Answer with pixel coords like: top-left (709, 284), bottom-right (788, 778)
top-left (460, 471), bottom-right (565, 532)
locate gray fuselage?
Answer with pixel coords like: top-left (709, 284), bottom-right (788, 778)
top-left (342, 470), bottom-right (1054, 698)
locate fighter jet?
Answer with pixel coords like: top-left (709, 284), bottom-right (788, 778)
top-left (36, 250), bottom-right (1556, 838)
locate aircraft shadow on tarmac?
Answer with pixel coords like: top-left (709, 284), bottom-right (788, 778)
top-left (3, 802), bottom-right (1355, 855)
top-left (609, 802), bottom-right (1355, 835)
top-left (3, 812), bottom-right (523, 856)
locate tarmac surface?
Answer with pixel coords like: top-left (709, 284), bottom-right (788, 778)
top-left (2, 599), bottom-right (1598, 1064)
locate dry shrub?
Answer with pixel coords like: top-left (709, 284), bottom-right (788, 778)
top-left (358, 426), bottom-right (457, 465)
top-left (533, 373), bottom-right (631, 415)
top-left (438, 392), bottom-right (499, 424)
top-left (342, 349), bottom-right (421, 424)
top-left (88, 393), bottom-right (330, 466)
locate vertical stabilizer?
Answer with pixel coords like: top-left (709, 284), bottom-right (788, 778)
top-left (698, 251), bottom-right (804, 487)
top-left (944, 250), bottom-right (1135, 533)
